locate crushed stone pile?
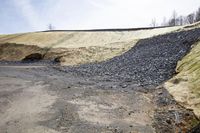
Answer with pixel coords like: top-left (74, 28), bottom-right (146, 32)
top-left (60, 28), bottom-right (200, 86)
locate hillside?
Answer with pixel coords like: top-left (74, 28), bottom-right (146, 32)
top-left (0, 26), bottom-right (180, 65)
top-left (1, 23), bottom-right (200, 133)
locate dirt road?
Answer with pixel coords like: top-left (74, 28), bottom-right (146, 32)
top-left (0, 64), bottom-right (198, 133)
top-left (0, 65), bottom-right (156, 133)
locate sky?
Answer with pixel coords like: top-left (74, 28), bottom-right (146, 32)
top-left (0, 0), bottom-right (200, 34)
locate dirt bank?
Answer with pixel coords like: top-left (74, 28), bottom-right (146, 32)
top-left (165, 41), bottom-right (200, 119)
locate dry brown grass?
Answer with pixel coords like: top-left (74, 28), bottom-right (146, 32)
top-left (0, 26), bottom-right (181, 65)
top-left (165, 41), bottom-right (200, 118)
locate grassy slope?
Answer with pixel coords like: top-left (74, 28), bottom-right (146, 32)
top-left (0, 27), bottom-right (180, 48)
top-left (164, 41), bottom-right (200, 118)
top-left (0, 26), bottom-right (180, 65)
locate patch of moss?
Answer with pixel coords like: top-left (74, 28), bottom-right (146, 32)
top-left (190, 118), bottom-right (200, 128)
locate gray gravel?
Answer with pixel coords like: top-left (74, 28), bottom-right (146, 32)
top-left (60, 28), bottom-right (200, 86)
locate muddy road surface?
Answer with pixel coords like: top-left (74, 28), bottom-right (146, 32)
top-left (0, 64), bottom-right (156, 133)
top-left (0, 63), bottom-right (198, 133)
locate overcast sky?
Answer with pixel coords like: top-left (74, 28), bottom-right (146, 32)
top-left (0, 0), bottom-right (200, 34)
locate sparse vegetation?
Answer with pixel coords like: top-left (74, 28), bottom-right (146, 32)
top-left (165, 41), bottom-right (200, 118)
top-left (151, 6), bottom-right (200, 27)
top-left (0, 27), bottom-right (180, 65)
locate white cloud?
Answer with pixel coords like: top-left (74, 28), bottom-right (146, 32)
top-left (12, 0), bottom-right (45, 30)
top-left (10, 0), bottom-right (200, 31)
top-left (78, 0), bottom-right (200, 29)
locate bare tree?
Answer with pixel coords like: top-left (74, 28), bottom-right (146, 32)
top-left (48, 24), bottom-right (54, 30)
top-left (195, 7), bottom-right (200, 22)
top-left (187, 13), bottom-right (195, 24)
top-left (150, 18), bottom-right (157, 27)
top-left (150, 7), bottom-right (200, 27)
top-left (183, 16), bottom-right (189, 25)
top-left (168, 18), bottom-right (175, 26)
top-left (178, 16), bottom-right (184, 25)
top-left (161, 17), bottom-right (167, 26)
top-left (168, 10), bottom-right (178, 26)
top-left (172, 10), bottom-right (178, 26)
